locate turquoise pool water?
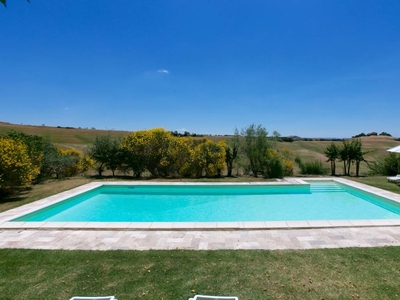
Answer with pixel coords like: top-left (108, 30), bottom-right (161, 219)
top-left (13, 182), bottom-right (400, 222)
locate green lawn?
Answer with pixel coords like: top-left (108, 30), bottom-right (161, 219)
top-left (1, 248), bottom-right (399, 300)
top-left (0, 177), bottom-right (93, 213)
top-left (346, 176), bottom-right (400, 194)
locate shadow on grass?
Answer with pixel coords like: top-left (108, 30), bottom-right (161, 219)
top-left (0, 187), bottom-right (31, 203)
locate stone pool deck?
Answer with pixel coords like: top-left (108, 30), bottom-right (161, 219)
top-left (0, 178), bottom-right (399, 250)
top-left (0, 227), bottom-right (399, 250)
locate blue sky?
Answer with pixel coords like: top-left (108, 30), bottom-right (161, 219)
top-left (1, 1), bottom-right (400, 138)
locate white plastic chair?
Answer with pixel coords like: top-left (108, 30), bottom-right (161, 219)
top-left (387, 174), bottom-right (400, 182)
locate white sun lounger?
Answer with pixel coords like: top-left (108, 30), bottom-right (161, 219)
top-left (387, 174), bottom-right (400, 182)
top-left (189, 295), bottom-right (238, 300)
top-left (69, 297), bottom-right (116, 300)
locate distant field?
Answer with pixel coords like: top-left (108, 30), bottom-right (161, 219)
top-left (0, 122), bottom-right (129, 151)
top-left (1, 122), bottom-right (399, 176)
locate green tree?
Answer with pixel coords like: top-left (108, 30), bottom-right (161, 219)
top-left (225, 145), bottom-right (238, 177)
top-left (324, 142), bottom-right (340, 176)
top-left (339, 139), bottom-right (367, 176)
top-left (383, 153), bottom-right (400, 175)
top-left (88, 134), bottom-right (122, 176)
top-left (240, 124), bottom-right (276, 177)
top-left (339, 140), bottom-right (351, 175)
top-left (368, 152), bottom-right (400, 176)
top-left (352, 139), bottom-right (368, 177)
top-left (44, 148), bottom-right (80, 179)
top-left (225, 132), bottom-right (239, 177)
top-left (105, 138), bottom-right (123, 177)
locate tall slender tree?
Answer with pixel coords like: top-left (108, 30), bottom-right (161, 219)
top-left (324, 142), bottom-right (340, 175)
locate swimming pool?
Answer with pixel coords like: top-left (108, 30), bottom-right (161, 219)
top-left (10, 179), bottom-right (400, 224)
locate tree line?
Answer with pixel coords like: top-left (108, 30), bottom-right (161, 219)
top-left (324, 139), bottom-right (367, 176)
top-left (87, 125), bottom-right (295, 179)
top-left (1, 125), bottom-right (294, 194)
top-left (4, 124), bottom-right (396, 196)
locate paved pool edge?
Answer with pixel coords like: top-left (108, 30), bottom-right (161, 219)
top-left (1, 177), bottom-right (399, 230)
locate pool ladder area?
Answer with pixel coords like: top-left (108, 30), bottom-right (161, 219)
top-left (310, 184), bottom-right (345, 193)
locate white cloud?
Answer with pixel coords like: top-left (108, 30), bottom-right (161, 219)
top-left (157, 69), bottom-right (170, 74)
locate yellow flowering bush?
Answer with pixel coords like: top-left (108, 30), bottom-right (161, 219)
top-left (0, 137), bottom-right (40, 191)
top-left (281, 147), bottom-right (295, 176)
top-left (58, 149), bottom-right (93, 177)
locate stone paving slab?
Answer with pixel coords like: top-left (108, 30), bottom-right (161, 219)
top-left (0, 227), bottom-right (399, 251)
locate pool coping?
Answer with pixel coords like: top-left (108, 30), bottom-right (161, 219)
top-left (0, 177), bottom-right (400, 231)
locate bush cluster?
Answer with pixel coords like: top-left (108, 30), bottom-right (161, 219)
top-left (0, 131), bottom-right (93, 194)
top-left (368, 152), bottom-right (400, 176)
top-left (295, 157), bottom-right (328, 175)
top-left (89, 125), bottom-right (295, 179)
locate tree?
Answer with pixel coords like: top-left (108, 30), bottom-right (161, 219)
top-left (44, 148), bottom-right (79, 179)
top-left (225, 145), bottom-right (238, 177)
top-left (191, 139), bottom-right (226, 177)
top-left (379, 132), bottom-right (392, 137)
top-left (88, 134), bottom-right (122, 176)
top-left (339, 139), bottom-right (367, 176)
top-left (143, 128), bottom-right (173, 177)
top-left (225, 131), bottom-right (239, 177)
top-left (324, 142), bottom-right (340, 175)
top-left (5, 131), bottom-right (50, 181)
top-left (165, 136), bottom-right (194, 177)
top-left (339, 140), bottom-right (351, 175)
top-left (351, 139), bottom-right (368, 177)
top-left (120, 130), bottom-right (152, 178)
top-left (0, 137), bottom-right (39, 193)
top-left (240, 124), bottom-right (276, 177)
top-left (120, 128), bottom-right (175, 178)
top-left (105, 138), bottom-right (123, 177)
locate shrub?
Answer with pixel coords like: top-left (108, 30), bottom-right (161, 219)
top-left (369, 153), bottom-right (400, 176)
top-left (0, 137), bottom-right (40, 193)
top-left (295, 157), bottom-right (327, 175)
top-left (261, 149), bottom-right (284, 178)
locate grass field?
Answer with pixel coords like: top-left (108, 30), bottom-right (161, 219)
top-left (0, 176), bottom-right (399, 299)
top-left (0, 247), bottom-right (399, 300)
top-left (0, 122), bottom-right (129, 151)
